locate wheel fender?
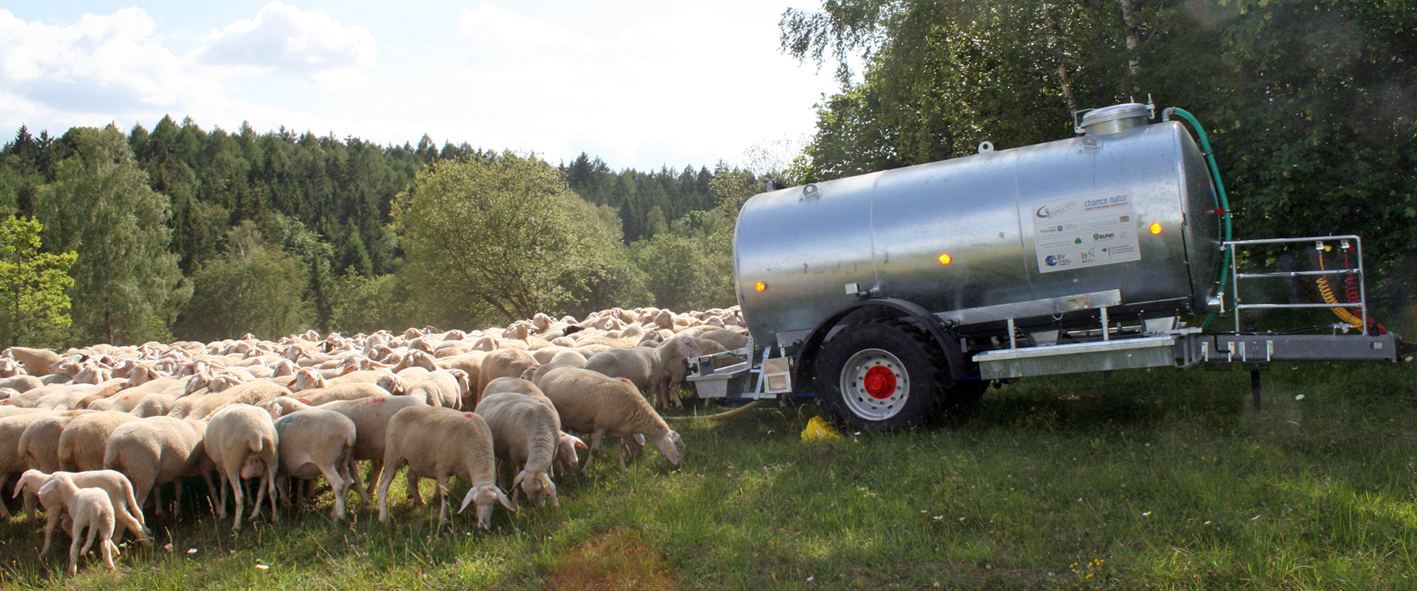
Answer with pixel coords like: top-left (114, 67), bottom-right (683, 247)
top-left (792, 298), bottom-right (967, 392)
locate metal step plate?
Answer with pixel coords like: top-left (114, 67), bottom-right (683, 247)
top-left (974, 335), bottom-right (1178, 380)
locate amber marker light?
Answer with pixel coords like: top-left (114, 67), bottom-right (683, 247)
top-left (1150, 222), bottom-right (1163, 235)
top-left (755, 281), bottom-right (767, 292)
top-left (938, 254), bottom-right (952, 265)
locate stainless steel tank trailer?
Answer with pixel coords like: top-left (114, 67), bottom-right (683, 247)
top-left (686, 100), bottom-right (1404, 430)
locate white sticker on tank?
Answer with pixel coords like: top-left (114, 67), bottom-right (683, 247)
top-left (1032, 190), bottom-right (1141, 273)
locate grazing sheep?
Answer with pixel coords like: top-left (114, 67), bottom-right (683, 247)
top-left (0, 411), bottom-right (59, 518)
top-left (482, 377), bottom-right (586, 474)
top-left (376, 406), bottom-right (513, 528)
top-left (476, 349), bottom-right (539, 406)
top-left (103, 416), bottom-right (211, 516)
top-left (168, 379), bottom-right (291, 421)
top-left (538, 368), bottom-right (685, 472)
top-left (204, 404), bottom-right (279, 531)
top-left (57, 411), bottom-right (139, 471)
top-left (474, 392), bottom-right (563, 508)
top-left (18, 410), bottom-right (91, 473)
top-left (13, 469), bottom-right (148, 556)
top-left (263, 394), bottom-right (427, 499)
top-left (270, 407), bottom-right (361, 520)
top-left (37, 472), bottom-right (118, 574)
top-left (583, 336), bottom-right (704, 409)
top-left (5, 347), bottom-right (61, 377)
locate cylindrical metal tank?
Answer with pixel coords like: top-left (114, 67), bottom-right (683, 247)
top-left (734, 115), bottom-right (1221, 347)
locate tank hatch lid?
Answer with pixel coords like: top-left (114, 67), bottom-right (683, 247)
top-left (1078, 103), bottom-right (1152, 136)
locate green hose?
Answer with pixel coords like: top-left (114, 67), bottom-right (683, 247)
top-left (1165, 108), bottom-right (1232, 329)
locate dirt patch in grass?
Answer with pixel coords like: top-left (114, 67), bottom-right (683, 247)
top-left (546, 528), bottom-right (678, 591)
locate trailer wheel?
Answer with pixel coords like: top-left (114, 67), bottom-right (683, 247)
top-left (815, 321), bottom-right (946, 430)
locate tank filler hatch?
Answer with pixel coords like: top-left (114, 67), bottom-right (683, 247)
top-left (1076, 102), bottom-right (1153, 136)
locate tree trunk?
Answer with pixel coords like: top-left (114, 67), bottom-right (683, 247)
top-left (1120, 0), bottom-right (1143, 91)
top-left (1041, 3), bottom-right (1079, 114)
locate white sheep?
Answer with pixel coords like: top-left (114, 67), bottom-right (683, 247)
top-left (57, 411), bottom-right (139, 471)
top-left (476, 349), bottom-right (539, 406)
top-left (37, 472), bottom-right (117, 574)
top-left (538, 368), bottom-right (685, 473)
top-left (482, 377), bottom-right (587, 475)
top-left (13, 469), bottom-right (149, 556)
top-left (102, 416), bottom-right (212, 516)
top-left (269, 407), bottom-right (362, 520)
top-left (204, 403), bottom-right (280, 531)
top-left (375, 406), bottom-right (513, 528)
top-left (474, 392), bottom-right (563, 508)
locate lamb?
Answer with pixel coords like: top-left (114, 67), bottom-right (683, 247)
top-left (203, 404), bottom-right (279, 531)
top-left (583, 336), bottom-right (704, 409)
top-left (36, 472), bottom-right (118, 574)
top-left (474, 392), bottom-right (564, 508)
top-left (13, 469), bottom-right (149, 557)
top-left (103, 416), bottom-right (211, 516)
top-left (57, 411), bottom-right (140, 471)
top-left (375, 406), bottom-right (513, 528)
top-left (269, 407), bottom-right (361, 520)
top-left (537, 368), bottom-right (685, 473)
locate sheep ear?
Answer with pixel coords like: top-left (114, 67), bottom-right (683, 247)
top-left (12, 476), bottom-right (30, 497)
top-left (567, 434), bottom-right (587, 450)
top-left (495, 487), bottom-right (516, 511)
top-left (37, 479), bottom-right (55, 495)
top-left (633, 434), bottom-right (646, 446)
top-left (459, 488), bottom-right (477, 514)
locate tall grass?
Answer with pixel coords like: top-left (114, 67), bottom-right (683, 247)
top-left (1, 361), bottom-right (1414, 589)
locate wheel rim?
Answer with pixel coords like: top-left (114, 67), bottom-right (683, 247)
top-left (840, 348), bottom-right (909, 421)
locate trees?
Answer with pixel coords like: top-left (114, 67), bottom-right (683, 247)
top-left (173, 222), bottom-right (312, 342)
top-left (0, 216), bottom-right (76, 348)
top-left (393, 152), bottom-right (615, 325)
top-left (35, 126), bottom-right (186, 345)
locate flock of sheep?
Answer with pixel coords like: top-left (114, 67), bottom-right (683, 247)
top-left (0, 306), bottom-right (750, 574)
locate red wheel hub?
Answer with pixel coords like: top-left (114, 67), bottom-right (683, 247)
top-left (863, 366), bottom-right (897, 400)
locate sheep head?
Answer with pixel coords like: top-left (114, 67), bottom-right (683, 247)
top-left (292, 368), bottom-right (327, 392)
top-left (513, 470), bottom-right (558, 509)
top-left (458, 484), bottom-right (515, 529)
top-left (652, 430), bottom-right (685, 467)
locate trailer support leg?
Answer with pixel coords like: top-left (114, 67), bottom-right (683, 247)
top-left (1250, 369), bottom-right (1262, 411)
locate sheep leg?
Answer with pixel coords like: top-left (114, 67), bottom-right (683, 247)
top-left (375, 461), bottom-right (398, 523)
top-left (41, 510), bottom-right (60, 557)
top-left (249, 471), bottom-right (267, 523)
top-left (319, 463), bottom-right (348, 521)
top-left (434, 476), bottom-right (450, 527)
top-left (98, 520), bottom-right (115, 570)
top-left (582, 431), bottom-right (604, 475)
top-left (151, 482), bottom-right (164, 517)
top-left (364, 459), bottom-right (384, 497)
top-left (406, 473), bottom-right (424, 506)
top-left (225, 465), bottom-right (244, 531)
top-left (69, 521), bottom-right (84, 575)
top-left (341, 455), bottom-right (370, 507)
top-left (0, 473), bottom-right (9, 520)
top-left (215, 471), bottom-right (229, 519)
top-left (115, 506), bottom-right (148, 548)
top-left (266, 465), bottom-right (279, 522)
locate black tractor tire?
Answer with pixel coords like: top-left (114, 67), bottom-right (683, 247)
top-left (815, 321), bottom-right (949, 431)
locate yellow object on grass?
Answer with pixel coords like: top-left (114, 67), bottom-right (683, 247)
top-left (801, 416), bottom-right (842, 441)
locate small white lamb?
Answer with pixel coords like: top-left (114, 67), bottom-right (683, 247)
top-left (37, 472), bottom-right (117, 575)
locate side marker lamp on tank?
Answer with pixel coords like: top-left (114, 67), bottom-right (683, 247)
top-left (1149, 222), bottom-right (1163, 235)
top-left (755, 281), bottom-right (767, 292)
top-left (938, 254), bottom-right (952, 265)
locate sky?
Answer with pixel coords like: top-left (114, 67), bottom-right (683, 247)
top-left (0, 1), bottom-right (844, 171)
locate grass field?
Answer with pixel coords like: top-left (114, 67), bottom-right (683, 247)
top-left (1, 360), bottom-right (1415, 590)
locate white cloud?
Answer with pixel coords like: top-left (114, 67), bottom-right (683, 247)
top-left (457, 2), bottom-right (597, 54)
top-left (195, 1), bottom-right (377, 88)
top-left (0, 8), bottom-right (223, 123)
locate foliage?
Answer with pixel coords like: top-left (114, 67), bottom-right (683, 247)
top-left (329, 271), bottom-right (405, 336)
top-left (393, 152), bottom-right (616, 325)
top-left (34, 126), bottom-right (187, 345)
top-left (0, 216), bottom-right (75, 348)
top-left (173, 222), bottom-right (312, 342)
